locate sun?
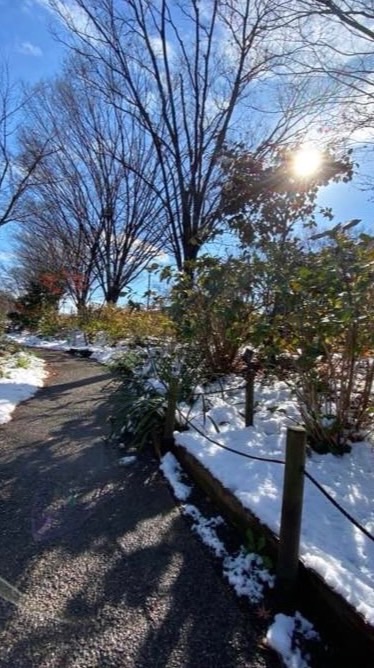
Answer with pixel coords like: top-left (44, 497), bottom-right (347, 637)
top-left (292, 146), bottom-right (322, 178)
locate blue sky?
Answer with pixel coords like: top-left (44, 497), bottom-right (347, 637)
top-left (0, 0), bottom-right (373, 291)
top-left (0, 0), bottom-right (66, 268)
top-left (0, 0), bottom-right (65, 84)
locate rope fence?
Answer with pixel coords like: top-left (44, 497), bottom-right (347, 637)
top-left (303, 469), bottom-right (374, 543)
top-left (175, 405), bottom-right (374, 544)
top-left (176, 405), bottom-right (286, 465)
top-left (160, 366), bottom-right (374, 595)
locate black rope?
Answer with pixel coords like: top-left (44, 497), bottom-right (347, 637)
top-left (303, 470), bottom-right (374, 543)
top-left (177, 387), bottom-right (374, 543)
top-left (176, 407), bottom-right (285, 465)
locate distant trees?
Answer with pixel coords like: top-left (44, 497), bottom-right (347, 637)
top-left (48, 0), bottom-right (337, 273)
top-left (14, 271), bottom-right (66, 331)
top-left (16, 59), bottom-right (165, 308)
top-left (13, 203), bottom-right (98, 312)
top-left (0, 289), bottom-right (15, 327)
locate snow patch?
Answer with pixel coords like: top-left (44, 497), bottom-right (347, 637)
top-left (0, 352), bottom-right (47, 424)
top-left (119, 455), bottom-right (137, 466)
top-left (182, 504), bottom-right (227, 558)
top-left (160, 452), bottom-right (192, 501)
top-left (266, 612), bottom-right (320, 668)
top-left (182, 503), bottom-right (274, 602)
top-left (223, 548), bottom-right (275, 603)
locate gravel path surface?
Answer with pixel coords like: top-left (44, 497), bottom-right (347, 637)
top-left (0, 350), bottom-right (280, 668)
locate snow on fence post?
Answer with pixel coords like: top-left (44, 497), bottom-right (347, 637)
top-left (163, 376), bottom-right (179, 443)
top-left (276, 426), bottom-right (306, 599)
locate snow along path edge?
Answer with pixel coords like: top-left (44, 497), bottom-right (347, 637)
top-left (0, 351), bottom-right (48, 425)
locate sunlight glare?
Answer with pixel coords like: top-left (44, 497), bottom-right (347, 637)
top-left (292, 146), bottom-right (322, 178)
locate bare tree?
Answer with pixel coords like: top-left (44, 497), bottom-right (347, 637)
top-left (0, 63), bottom-right (52, 227)
top-left (47, 0), bottom-right (335, 272)
top-left (293, 1), bottom-right (374, 139)
top-left (19, 59), bottom-right (165, 307)
top-left (307, 1), bottom-right (374, 40)
top-left (11, 213), bottom-right (82, 309)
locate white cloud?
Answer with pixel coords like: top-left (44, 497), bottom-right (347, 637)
top-left (32, 0), bottom-right (94, 37)
top-left (0, 251), bottom-right (15, 264)
top-left (149, 36), bottom-right (174, 61)
top-left (350, 125), bottom-right (374, 144)
top-left (17, 41), bottom-right (43, 57)
top-left (21, 0), bottom-right (35, 12)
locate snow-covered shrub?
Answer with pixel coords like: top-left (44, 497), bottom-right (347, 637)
top-left (109, 337), bottom-right (208, 449)
top-left (109, 343), bottom-right (180, 449)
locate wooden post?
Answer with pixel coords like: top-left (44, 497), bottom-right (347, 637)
top-left (276, 426), bottom-right (306, 598)
top-left (163, 376), bottom-right (179, 442)
top-left (245, 369), bottom-right (255, 427)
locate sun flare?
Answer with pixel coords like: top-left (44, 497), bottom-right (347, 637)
top-left (292, 146), bottom-right (322, 178)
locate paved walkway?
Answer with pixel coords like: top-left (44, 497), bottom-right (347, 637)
top-left (0, 351), bottom-right (279, 668)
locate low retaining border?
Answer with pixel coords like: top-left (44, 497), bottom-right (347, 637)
top-left (170, 440), bottom-right (374, 664)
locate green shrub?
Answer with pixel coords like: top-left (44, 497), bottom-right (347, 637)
top-left (13, 352), bottom-right (32, 369)
top-left (253, 232), bottom-right (374, 454)
top-left (0, 336), bottom-right (22, 355)
top-left (15, 272), bottom-right (65, 331)
top-left (77, 304), bottom-right (174, 344)
top-left (109, 365), bottom-right (167, 450)
top-left (167, 257), bottom-right (253, 378)
top-left (37, 310), bottom-right (70, 337)
top-left (109, 343), bottom-right (194, 450)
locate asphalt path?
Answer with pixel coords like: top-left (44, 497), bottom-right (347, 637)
top-left (0, 350), bottom-right (280, 668)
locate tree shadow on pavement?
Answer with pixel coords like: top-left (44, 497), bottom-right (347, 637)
top-left (0, 454), bottom-right (280, 668)
top-left (0, 351), bottom-right (281, 668)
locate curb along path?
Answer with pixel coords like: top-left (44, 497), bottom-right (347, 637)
top-left (0, 350), bottom-right (279, 668)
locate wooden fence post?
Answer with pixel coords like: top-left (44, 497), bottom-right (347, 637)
top-left (163, 376), bottom-right (179, 442)
top-left (245, 369), bottom-right (255, 427)
top-left (276, 426), bottom-right (306, 599)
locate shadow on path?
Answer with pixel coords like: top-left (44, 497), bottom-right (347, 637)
top-left (0, 350), bottom-right (279, 668)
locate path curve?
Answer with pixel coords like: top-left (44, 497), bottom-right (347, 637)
top-left (0, 350), bottom-right (279, 668)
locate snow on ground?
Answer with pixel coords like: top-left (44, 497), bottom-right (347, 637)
top-left (118, 455), bottom-right (137, 467)
top-left (0, 351), bottom-right (47, 424)
top-left (160, 452), bottom-right (275, 602)
top-left (10, 333), bottom-right (374, 629)
top-left (175, 380), bottom-right (374, 628)
top-left (266, 612), bottom-right (320, 668)
top-left (9, 333), bottom-right (72, 352)
top-left (182, 503), bottom-right (227, 558)
top-left (8, 332), bottom-right (130, 365)
top-left (160, 452), bottom-right (192, 501)
top-left (159, 451), bottom-right (318, 667)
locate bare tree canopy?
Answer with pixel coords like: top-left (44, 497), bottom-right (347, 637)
top-left (17, 58), bottom-right (165, 307)
top-left (0, 63), bottom-right (52, 228)
top-left (46, 0), bottom-right (338, 271)
top-left (308, 1), bottom-right (374, 40)
top-left (291, 1), bottom-right (374, 143)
